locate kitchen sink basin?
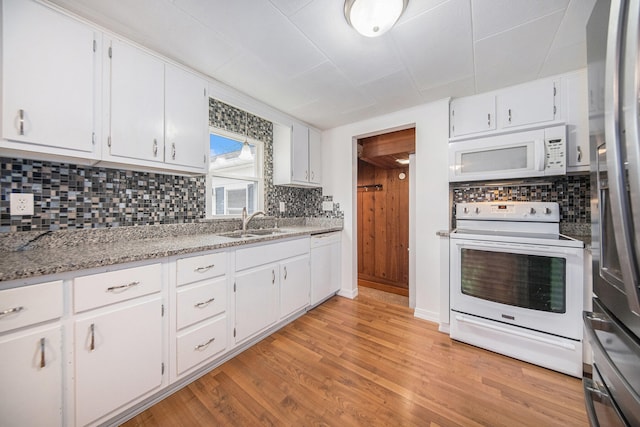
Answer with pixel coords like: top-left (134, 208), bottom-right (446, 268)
top-left (217, 228), bottom-right (285, 239)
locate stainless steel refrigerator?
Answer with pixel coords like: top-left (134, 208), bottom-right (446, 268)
top-left (585, 0), bottom-right (640, 425)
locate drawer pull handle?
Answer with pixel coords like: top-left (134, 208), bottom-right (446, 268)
top-left (194, 264), bottom-right (215, 273)
top-left (194, 337), bottom-right (215, 351)
top-left (0, 306), bottom-right (24, 317)
top-left (106, 281), bottom-right (140, 292)
top-left (89, 324), bottom-right (96, 352)
top-left (153, 139), bottom-right (158, 157)
top-left (272, 269), bottom-right (275, 284)
top-left (40, 337), bottom-right (46, 368)
top-left (284, 266), bottom-right (288, 280)
top-left (194, 297), bottom-right (215, 308)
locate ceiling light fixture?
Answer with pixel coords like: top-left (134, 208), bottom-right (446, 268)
top-left (344, 0), bottom-right (408, 38)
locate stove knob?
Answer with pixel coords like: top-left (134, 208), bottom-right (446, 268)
top-left (530, 208), bottom-right (536, 214)
top-left (474, 207), bottom-right (480, 214)
top-left (544, 207), bottom-right (551, 214)
top-left (463, 207), bottom-right (469, 214)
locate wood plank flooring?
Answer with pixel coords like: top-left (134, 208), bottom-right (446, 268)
top-left (123, 294), bottom-right (588, 427)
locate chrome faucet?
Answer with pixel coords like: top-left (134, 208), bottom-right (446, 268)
top-left (241, 207), bottom-right (265, 234)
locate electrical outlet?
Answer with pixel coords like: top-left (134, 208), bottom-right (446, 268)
top-left (322, 201), bottom-right (334, 211)
top-left (279, 201), bottom-right (286, 213)
top-left (10, 193), bottom-right (34, 216)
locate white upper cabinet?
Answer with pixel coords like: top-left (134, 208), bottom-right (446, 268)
top-left (309, 128), bottom-right (322, 185)
top-left (564, 70), bottom-right (590, 171)
top-left (450, 93), bottom-right (496, 138)
top-left (107, 39), bottom-right (165, 164)
top-left (1, 0), bottom-right (99, 157)
top-left (273, 122), bottom-right (322, 187)
top-left (165, 64), bottom-right (208, 170)
top-left (105, 39), bottom-right (207, 173)
top-left (497, 79), bottom-right (558, 129)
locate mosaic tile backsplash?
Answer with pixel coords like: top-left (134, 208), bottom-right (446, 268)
top-left (451, 174), bottom-right (591, 233)
top-left (0, 100), bottom-right (341, 232)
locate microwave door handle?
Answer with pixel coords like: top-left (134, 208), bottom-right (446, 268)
top-left (535, 139), bottom-right (545, 171)
top-left (604, 0), bottom-right (640, 315)
top-left (621, 0), bottom-right (640, 313)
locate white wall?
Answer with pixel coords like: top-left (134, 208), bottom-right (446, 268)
top-left (321, 98), bottom-right (450, 323)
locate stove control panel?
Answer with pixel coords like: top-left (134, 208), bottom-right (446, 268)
top-left (455, 201), bottom-right (560, 222)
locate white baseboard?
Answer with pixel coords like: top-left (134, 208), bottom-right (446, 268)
top-left (438, 323), bottom-right (450, 334)
top-left (338, 287), bottom-right (358, 299)
top-left (413, 307), bottom-right (439, 323)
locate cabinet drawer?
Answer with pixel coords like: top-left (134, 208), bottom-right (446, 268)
top-left (176, 316), bottom-right (227, 375)
top-left (176, 278), bottom-right (227, 330)
top-left (176, 252), bottom-right (226, 286)
top-left (73, 263), bottom-right (162, 313)
top-left (0, 281), bottom-right (63, 333)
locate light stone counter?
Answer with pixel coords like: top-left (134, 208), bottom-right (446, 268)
top-left (0, 217), bottom-right (342, 283)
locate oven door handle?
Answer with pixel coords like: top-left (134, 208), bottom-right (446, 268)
top-left (454, 314), bottom-right (576, 350)
top-left (456, 240), bottom-right (581, 256)
top-left (583, 377), bottom-right (628, 427)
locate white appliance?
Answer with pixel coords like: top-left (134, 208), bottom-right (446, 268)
top-left (449, 201), bottom-right (585, 377)
top-left (310, 232), bottom-right (341, 306)
top-left (448, 125), bottom-right (567, 182)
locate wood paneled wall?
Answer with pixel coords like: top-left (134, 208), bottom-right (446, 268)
top-left (357, 159), bottom-right (409, 290)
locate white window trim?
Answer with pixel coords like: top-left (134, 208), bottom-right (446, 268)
top-left (206, 126), bottom-right (265, 219)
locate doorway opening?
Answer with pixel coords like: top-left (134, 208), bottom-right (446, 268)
top-left (357, 128), bottom-right (415, 306)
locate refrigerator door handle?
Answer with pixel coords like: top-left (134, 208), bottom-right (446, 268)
top-left (621, 0), bottom-right (640, 314)
top-left (604, 0), bottom-right (640, 316)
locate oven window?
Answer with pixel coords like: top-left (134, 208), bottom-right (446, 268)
top-left (461, 249), bottom-right (566, 313)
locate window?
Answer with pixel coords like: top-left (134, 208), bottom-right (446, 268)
top-left (207, 128), bottom-right (263, 217)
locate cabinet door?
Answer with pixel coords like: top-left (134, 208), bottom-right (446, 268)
top-left (311, 244), bottom-right (331, 306)
top-left (450, 93), bottom-right (496, 138)
top-left (309, 128), bottom-right (322, 185)
top-left (292, 122), bottom-right (309, 182)
top-left (564, 71), bottom-right (591, 170)
top-left (109, 39), bottom-right (164, 163)
top-left (498, 79), bottom-right (557, 129)
top-left (235, 265), bottom-right (278, 343)
top-left (280, 255), bottom-right (310, 319)
top-left (165, 64), bottom-right (207, 170)
top-left (0, 325), bottom-right (62, 427)
top-left (2, 0), bottom-right (97, 154)
top-left (74, 297), bottom-right (163, 426)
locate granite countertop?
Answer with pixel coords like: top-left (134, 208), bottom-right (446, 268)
top-left (0, 218), bottom-right (343, 283)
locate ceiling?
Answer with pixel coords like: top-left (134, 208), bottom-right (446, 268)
top-left (47, 0), bottom-right (596, 130)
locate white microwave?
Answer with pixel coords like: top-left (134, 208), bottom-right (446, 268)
top-left (448, 125), bottom-right (566, 182)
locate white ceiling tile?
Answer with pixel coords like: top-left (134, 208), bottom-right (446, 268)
top-left (268, 0), bottom-right (315, 17)
top-left (392, 0), bottom-right (474, 91)
top-left (419, 76), bottom-right (477, 103)
top-left (474, 10), bottom-right (565, 92)
top-left (471, 0), bottom-right (569, 41)
top-left (358, 70), bottom-right (423, 112)
top-left (549, 0), bottom-right (597, 50)
top-left (397, 0), bottom-right (453, 23)
top-left (175, 0), bottom-right (326, 78)
top-left (290, 0), bottom-right (406, 84)
top-left (538, 42), bottom-right (587, 77)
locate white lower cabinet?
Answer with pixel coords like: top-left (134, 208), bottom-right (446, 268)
top-left (310, 232), bottom-right (341, 306)
top-left (0, 324), bottom-right (62, 427)
top-left (74, 296), bottom-right (163, 426)
top-left (234, 264), bottom-right (279, 343)
top-left (279, 255), bottom-right (310, 319)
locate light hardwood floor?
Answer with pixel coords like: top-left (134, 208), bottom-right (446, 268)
top-left (123, 293), bottom-right (588, 427)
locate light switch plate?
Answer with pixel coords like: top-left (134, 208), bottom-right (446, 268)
top-left (10, 193), bottom-right (34, 216)
top-left (322, 201), bottom-right (334, 211)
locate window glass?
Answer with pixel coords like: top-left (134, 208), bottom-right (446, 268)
top-left (207, 130), bottom-right (263, 217)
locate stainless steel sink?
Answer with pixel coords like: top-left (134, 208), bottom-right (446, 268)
top-left (217, 228), bottom-right (285, 239)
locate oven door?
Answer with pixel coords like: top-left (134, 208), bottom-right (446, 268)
top-left (450, 236), bottom-right (584, 340)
